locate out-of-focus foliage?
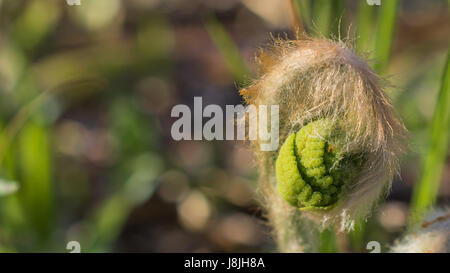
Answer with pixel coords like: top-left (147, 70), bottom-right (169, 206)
top-left (410, 50), bottom-right (450, 224)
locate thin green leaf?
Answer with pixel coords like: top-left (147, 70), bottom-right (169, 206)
top-left (373, 0), bottom-right (399, 73)
top-left (319, 228), bottom-right (338, 253)
top-left (312, 0), bottom-right (332, 37)
top-left (330, 0), bottom-right (347, 38)
top-left (204, 14), bottom-right (251, 86)
top-left (292, 0), bottom-right (312, 32)
top-left (18, 119), bottom-right (53, 238)
top-left (356, 0), bottom-right (375, 54)
top-left (410, 50), bottom-right (450, 224)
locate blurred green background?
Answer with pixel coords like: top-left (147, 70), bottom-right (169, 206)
top-left (0, 0), bottom-right (448, 252)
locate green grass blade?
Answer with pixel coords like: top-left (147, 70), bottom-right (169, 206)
top-left (204, 14), bottom-right (251, 86)
top-left (356, 0), bottom-right (375, 54)
top-left (292, 0), bottom-right (345, 38)
top-left (319, 228), bottom-right (338, 253)
top-left (330, 0), bottom-right (347, 39)
top-left (312, 0), bottom-right (332, 37)
top-left (18, 119), bottom-right (53, 239)
top-left (292, 0), bottom-right (312, 32)
top-left (410, 50), bottom-right (450, 224)
top-left (373, 0), bottom-right (399, 73)
top-left (348, 222), bottom-right (367, 252)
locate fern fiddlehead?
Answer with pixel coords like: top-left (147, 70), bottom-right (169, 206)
top-left (241, 36), bottom-right (408, 252)
top-left (276, 119), bottom-right (362, 210)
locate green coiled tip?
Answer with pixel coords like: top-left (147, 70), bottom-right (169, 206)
top-left (275, 119), bottom-right (363, 210)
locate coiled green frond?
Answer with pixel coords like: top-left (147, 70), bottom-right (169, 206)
top-left (276, 119), bottom-right (362, 210)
